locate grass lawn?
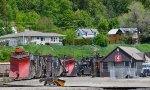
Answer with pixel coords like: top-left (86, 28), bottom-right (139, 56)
top-left (0, 44), bottom-right (150, 62)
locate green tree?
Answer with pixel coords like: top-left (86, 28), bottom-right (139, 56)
top-left (0, 26), bottom-right (12, 36)
top-left (118, 1), bottom-right (150, 35)
top-left (62, 29), bottom-right (76, 40)
top-left (57, 10), bottom-right (76, 30)
top-left (15, 11), bottom-right (28, 31)
top-left (15, 11), bottom-right (40, 31)
top-left (73, 0), bottom-right (89, 10)
top-left (57, 0), bottom-right (72, 13)
top-left (88, 0), bottom-right (106, 16)
top-left (75, 10), bottom-right (93, 28)
top-left (36, 16), bottom-right (58, 32)
top-left (108, 18), bottom-right (119, 29)
top-left (93, 34), bottom-right (108, 47)
top-left (26, 11), bottom-right (40, 29)
top-left (16, 0), bottom-right (39, 12)
top-left (97, 18), bottom-right (109, 32)
top-left (6, 0), bottom-right (18, 21)
top-left (102, 0), bottom-right (132, 18)
top-left (0, 0), bottom-right (14, 21)
top-left (62, 29), bottom-right (76, 45)
top-left (136, 0), bottom-right (150, 9)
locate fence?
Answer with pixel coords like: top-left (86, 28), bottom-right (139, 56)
top-left (101, 67), bottom-right (146, 79)
top-left (0, 62), bottom-right (10, 77)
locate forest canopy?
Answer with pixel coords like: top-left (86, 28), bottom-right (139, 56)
top-left (0, 0), bottom-right (149, 36)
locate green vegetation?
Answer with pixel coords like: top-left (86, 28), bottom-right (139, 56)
top-left (0, 0), bottom-right (149, 37)
top-left (0, 44), bottom-right (150, 62)
top-left (93, 34), bottom-right (108, 47)
top-left (0, 0), bottom-right (149, 62)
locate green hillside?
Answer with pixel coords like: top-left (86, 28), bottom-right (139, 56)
top-left (0, 44), bottom-right (150, 62)
top-left (0, 0), bottom-right (149, 37)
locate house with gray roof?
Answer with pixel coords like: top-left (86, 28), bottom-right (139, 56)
top-left (102, 46), bottom-right (149, 78)
top-left (0, 30), bottom-right (65, 46)
top-left (108, 28), bottom-right (138, 44)
top-left (108, 29), bottom-right (124, 35)
top-left (76, 28), bottom-right (99, 39)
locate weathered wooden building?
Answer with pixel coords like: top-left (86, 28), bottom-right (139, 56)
top-left (103, 46), bottom-right (148, 78)
top-left (108, 28), bottom-right (138, 44)
top-left (108, 29), bottom-right (124, 44)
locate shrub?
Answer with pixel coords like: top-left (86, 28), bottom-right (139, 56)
top-left (120, 36), bottom-right (132, 44)
top-left (93, 34), bottom-right (108, 47)
top-left (45, 43), bottom-right (50, 45)
top-left (62, 38), bottom-right (91, 46)
top-left (140, 36), bottom-right (150, 44)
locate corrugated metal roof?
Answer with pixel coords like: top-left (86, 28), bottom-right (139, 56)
top-left (0, 30), bottom-right (65, 39)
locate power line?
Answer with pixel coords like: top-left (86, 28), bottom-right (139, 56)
top-left (0, 21), bottom-right (35, 24)
top-left (0, 19), bottom-right (96, 24)
top-left (56, 19), bottom-right (95, 22)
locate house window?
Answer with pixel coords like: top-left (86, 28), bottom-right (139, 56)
top-left (85, 32), bottom-right (87, 36)
top-left (51, 37), bottom-right (53, 41)
top-left (41, 37), bottom-right (43, 41)
top-left (37, 37), bottom-right (39, 39)
top-left (131, 62), bottom-right (135, 68)
top-left (78, 33), bottom-right (80, 36)
top-left (54, 37), bottom-right (55, 42)
top-left (41, 37), bottom-right (45, 41)
top-left (114, 62), bottom-right (116, 66)
top-left (125, 61), bottom-right (129, 67)
top-left (94, 32), bottom-right (96, 35)
top-left (59, 37), bottom-right (62, 42)
top-left (55, 37), bottom-right (57, 41)
top-left (103, 62), bottom-right (108, 72)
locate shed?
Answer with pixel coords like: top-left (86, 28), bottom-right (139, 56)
top-left (103, 46), bottom-right (146, 78)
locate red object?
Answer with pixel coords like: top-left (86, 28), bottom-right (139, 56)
top-left (65, 59), bottom-right (75, 76)
top-left (15, 48), bottom-right (22, 53)
top-left (115, 55), bottom-right (122, 62)
top-left (9, 48), bottom-right (30, 80)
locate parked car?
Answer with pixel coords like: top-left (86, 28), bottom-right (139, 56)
top-left (140, 63), bottom-right (150, 77)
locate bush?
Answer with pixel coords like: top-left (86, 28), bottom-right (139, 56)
top-left (140, 36), bottom-right (150, 44)
top-left (62, 38), bottom-right (91, 46)
top-left (45, 43), bottom-right (50, 45)
top-left (93, 34), bottom-right (108, 47)
top-left (120, 36), bottom-right (132, 44)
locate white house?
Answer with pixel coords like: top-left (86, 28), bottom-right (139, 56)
top-left (0, 30), bottom-right (65, 45)
top-left (76, 28), bottom-right (99, 39)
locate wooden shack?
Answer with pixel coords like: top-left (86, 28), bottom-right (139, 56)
top-left (103, 46), bottom-right (146, 78)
